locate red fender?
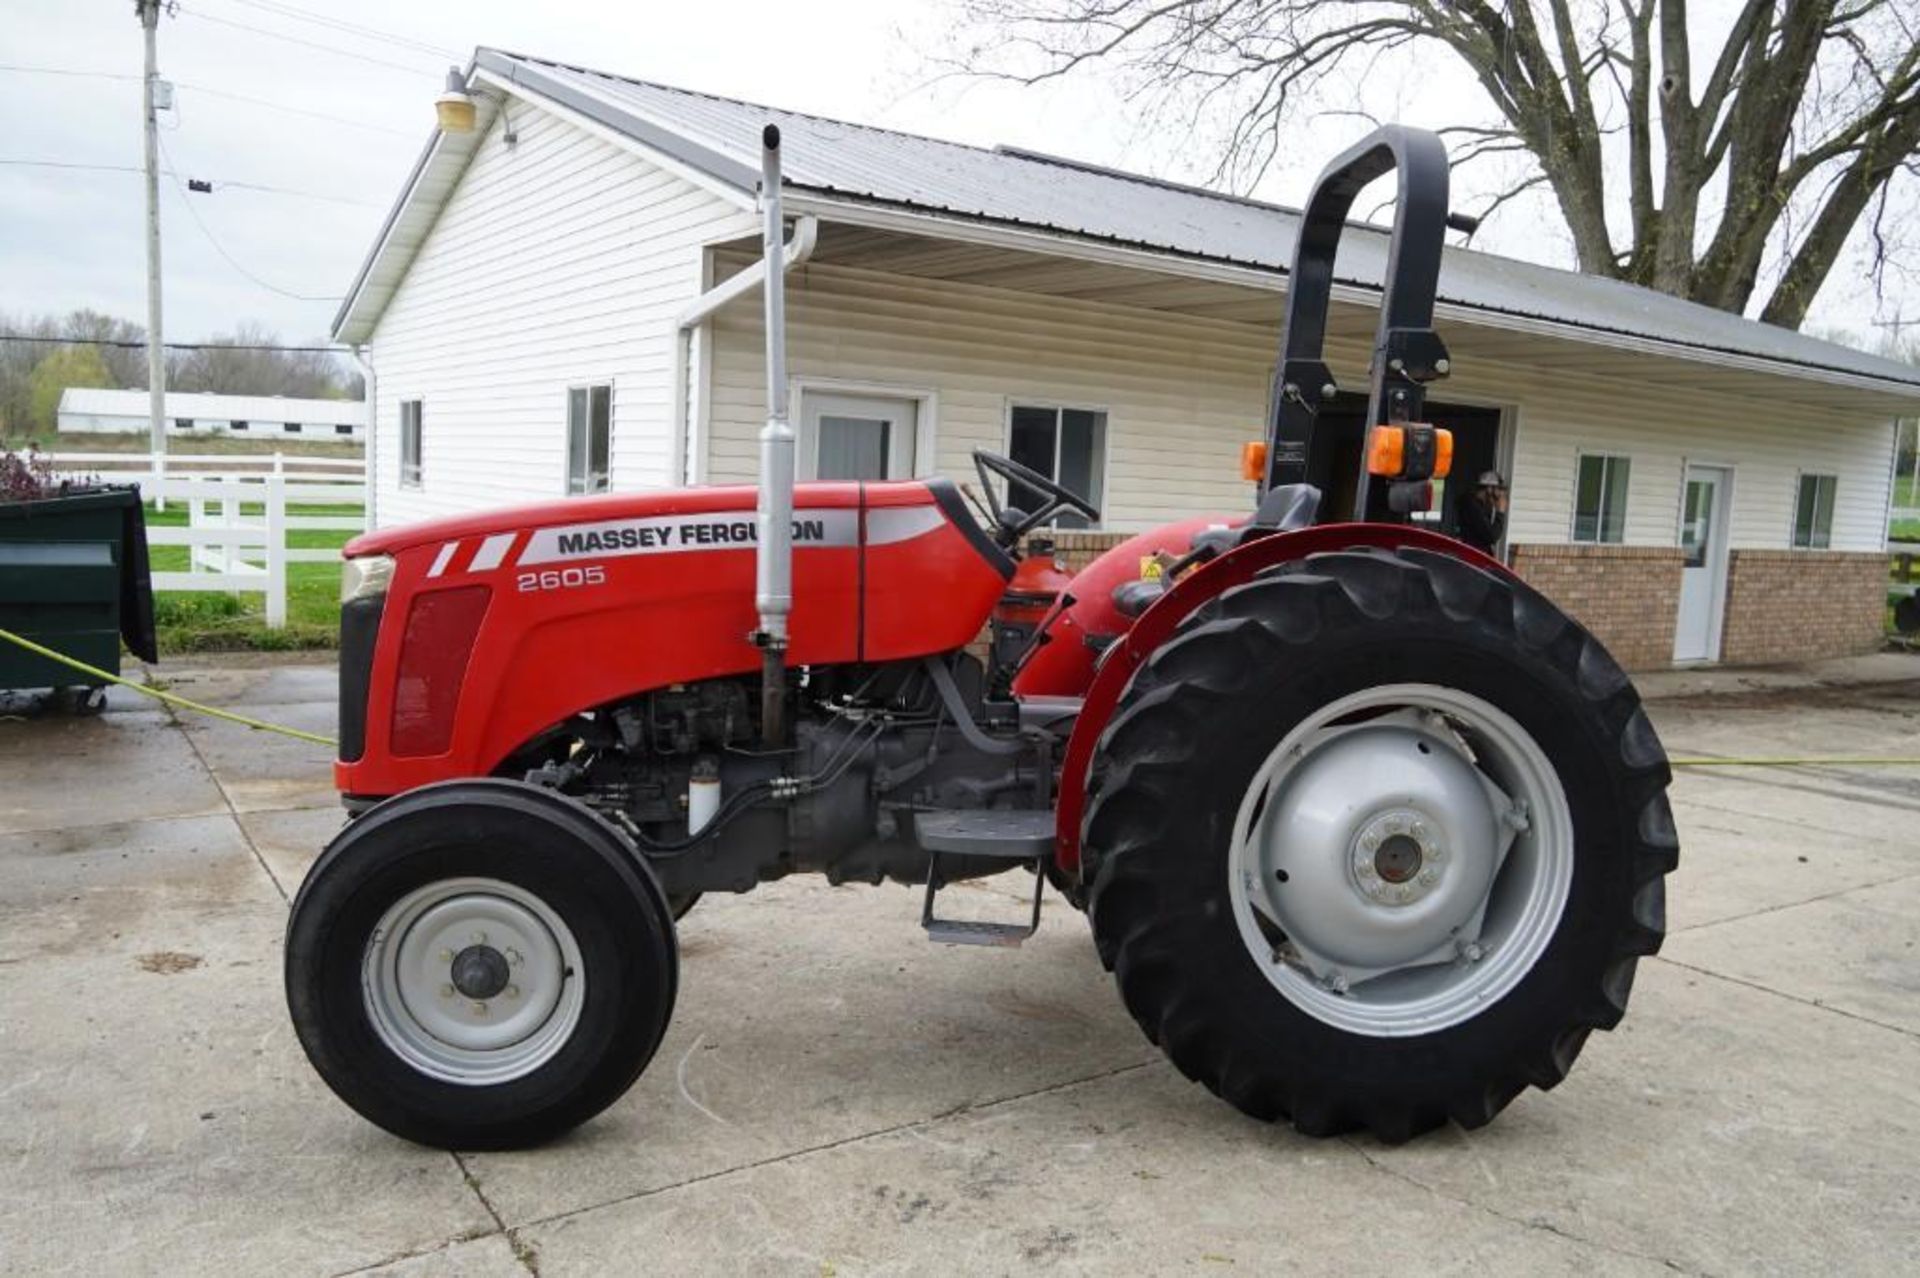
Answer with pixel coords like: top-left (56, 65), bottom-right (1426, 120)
top-left (1050, 523), bottom-right (1513, 875)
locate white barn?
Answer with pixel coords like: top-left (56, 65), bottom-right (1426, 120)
top-left (332, 49), bottom-right (1919, 669)
top-left (56, 388), bottom-right (367, 440)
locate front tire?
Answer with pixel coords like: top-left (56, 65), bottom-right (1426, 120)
top-left (1084, 548), bottom-right (1676, 1141)
top-left (286, 780), bottom-right (678, 1149)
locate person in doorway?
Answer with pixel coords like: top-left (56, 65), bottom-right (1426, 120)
top-left (1456, 470), bottom-right (1508, 555)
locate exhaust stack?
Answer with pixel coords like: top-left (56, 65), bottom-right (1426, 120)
top-left (754, 125), bottom-right (795, 742)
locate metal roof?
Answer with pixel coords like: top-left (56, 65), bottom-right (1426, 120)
top-left (339, 48), bottom-right (1920, 395)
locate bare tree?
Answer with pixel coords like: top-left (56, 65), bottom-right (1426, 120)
top-left (59, 310), bottom-right (148, 388)
top-left (950, 0), bottom-right (1920, 328)
top-left (170, 321), bottom-right (352, 398)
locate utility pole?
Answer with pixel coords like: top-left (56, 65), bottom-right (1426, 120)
top-left (139, 0), bottom-right (166, 504)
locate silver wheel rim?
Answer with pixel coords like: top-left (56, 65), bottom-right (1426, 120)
top-left (1226, 682), bottom-right (1573, 1037)
top-left (362, 876), bottom-right (586, 1085)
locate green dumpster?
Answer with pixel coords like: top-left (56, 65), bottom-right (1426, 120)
top-left (0, 485), bottom-right (158, 697)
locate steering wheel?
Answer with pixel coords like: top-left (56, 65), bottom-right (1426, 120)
top-left (972, 449), bottom-right (1102, 546)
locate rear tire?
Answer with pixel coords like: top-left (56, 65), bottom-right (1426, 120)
top-left (286, 780), bottom-right (677, 1149)
top-left (1083, 548), bottom-right (1676, 1142)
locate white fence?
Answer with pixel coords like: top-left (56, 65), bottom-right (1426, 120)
top-left (49, 452), bottom-right (366, 628)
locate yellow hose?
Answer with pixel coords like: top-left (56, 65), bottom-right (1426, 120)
top-left (3, 624), bottom-right (1915, 767)
top-left (0, 626), bottom-right (337, 748)
top-left (1670, 755), bottom-right (1920, 767)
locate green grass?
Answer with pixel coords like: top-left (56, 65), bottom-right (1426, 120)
top-left (144, 501), bottom-right (355, 652)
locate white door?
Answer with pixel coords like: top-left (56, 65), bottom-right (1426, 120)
top-left (800, 392), bottom-right (918, 481)
top-left (1673, 464), bottom-right (1732, 662)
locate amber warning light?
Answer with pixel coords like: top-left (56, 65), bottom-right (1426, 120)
top-left (1240, 440), bottom-right (1269, 482)
top-left (1365, 424), bottom-right (1453, 480)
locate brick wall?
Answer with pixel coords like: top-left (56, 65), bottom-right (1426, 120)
top-left (1509, 544), bottom-right (1685, 671)
top-left (1719, 550), bottom-right (1886, 665)
top-left (1029, 529), bottom-right (1131, 575)
top-left (1006, 537), bottom-right (1884, 671)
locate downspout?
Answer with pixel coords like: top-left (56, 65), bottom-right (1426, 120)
top-left (671, 213), bottom-right (817, 487)
top-left (352, 344), bottom-right (377, 529)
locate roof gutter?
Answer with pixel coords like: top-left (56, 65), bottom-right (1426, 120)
top-left (672, 214), bottom-right (818, 485)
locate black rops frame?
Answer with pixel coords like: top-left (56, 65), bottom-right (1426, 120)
top-left (1262, 125), bottom-right (1464, 523)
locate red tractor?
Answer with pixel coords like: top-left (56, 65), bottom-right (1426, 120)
top-left (286, 126), bottom-right (1676, 1149)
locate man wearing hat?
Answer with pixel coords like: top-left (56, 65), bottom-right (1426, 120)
top-left (1456, 470), bottom-right (1508, 555)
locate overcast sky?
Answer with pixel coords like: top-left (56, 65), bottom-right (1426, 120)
top-left (2, 0), bottom-right (1907, 348)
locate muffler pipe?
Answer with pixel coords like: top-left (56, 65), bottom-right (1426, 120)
top-left (754, 124), bottom-right (795, 744)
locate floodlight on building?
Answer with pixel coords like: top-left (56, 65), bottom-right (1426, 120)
top-left (435, 67), bottom-right (476, 134)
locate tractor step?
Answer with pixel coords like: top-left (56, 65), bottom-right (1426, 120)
top-left (916, 809), bottom-right (1052, 947)
top-left (913, 808), bottom-right (1054, 859)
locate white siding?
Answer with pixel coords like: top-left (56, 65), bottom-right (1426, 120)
top-left (707, 257), bottom-right (1896, 550)
top-left (367, 101), bottom-right (755, 526)
top-left (708, 257), bottom-right (1274, 530)
top-left (1483, 366), bottom-right (1894, 552)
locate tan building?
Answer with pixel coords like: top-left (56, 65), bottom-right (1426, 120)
top-left (334, 49), bottom-right (1917, 669)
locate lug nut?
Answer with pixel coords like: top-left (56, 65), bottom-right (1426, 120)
top-left (505, 948), bottom-right (523, 967)
top-left (1419, 869), bottom-right (1438, 885)
top-left (440, 984), bottom-right (454, 998)
top-left (470, 931), bottom-right (487, 945)
top-left (438, 949), bottom-right (453, 963)
top-left (506, 985), bottom-right (520, 999)
top-left (471, 1001), bottom-right (488, 1015)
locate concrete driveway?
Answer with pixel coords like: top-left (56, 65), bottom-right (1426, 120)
top-left (2, 653), bottom-right (1918, 1276)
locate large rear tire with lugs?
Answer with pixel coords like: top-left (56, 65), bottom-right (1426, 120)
top-left (286, 780), bottom-right (677, 1149)
top-left (1083, 547), bottom-right (1676, 1142)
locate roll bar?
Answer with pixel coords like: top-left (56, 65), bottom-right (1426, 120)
top-left (1261, 126), bottom-right (1462, 521)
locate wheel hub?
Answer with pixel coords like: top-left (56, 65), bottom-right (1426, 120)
top-left (1247, 719), bottom-right (1503, 974)
top-left (1351, 809), bottom-right (1445, 903)
top-left (362, 877), bottom-right (586, 1086)
top-left (450, 944), bottom-right (511, 1001)
top-left (1227, 685), bottom-right (1573, 1037)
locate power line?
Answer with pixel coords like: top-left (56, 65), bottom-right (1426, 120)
top-left (0, 159), bottom-right (146, 175)
top-left (174, 6), bottom-right (445, 77)
top-left (1, 65), bottom-right (416, 137)
top-left (217, 0), bottom-right (460, 61)
top-left (0, 158), bottom-right (382, 207)
top-left (0, 334), bottom-right (343, 352)
top-left (172, 81), bottom-right (415, 137)
top-left (0, 64), bottom-right (139, 80)
top-left (157, 133), bottom-right (344, 302)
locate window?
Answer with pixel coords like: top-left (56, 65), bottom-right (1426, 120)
top-left (1006, 404), bottom-right (1106, 529)
top-left (230, 419), bottom-right (248, 432)
top-left (1792, 473), bottom-right (1836, 549)
top-left (1572, 454), bottom-right (1629, 543)
top-left (567, 384), bottom-right (611, 494)
top-left (174, 417), bottom-right (193, 432)
top-left (400, 400), bottom-right (422, 488)
top-left (802, 392), bottom-right (919, 480)
top-left (333, 423), bottom-right (354, 437)
top-left (284, 422), bottom-right (302, 434)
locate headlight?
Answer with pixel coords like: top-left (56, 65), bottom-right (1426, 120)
top-left (341, 554), bottom-right (395, 604)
